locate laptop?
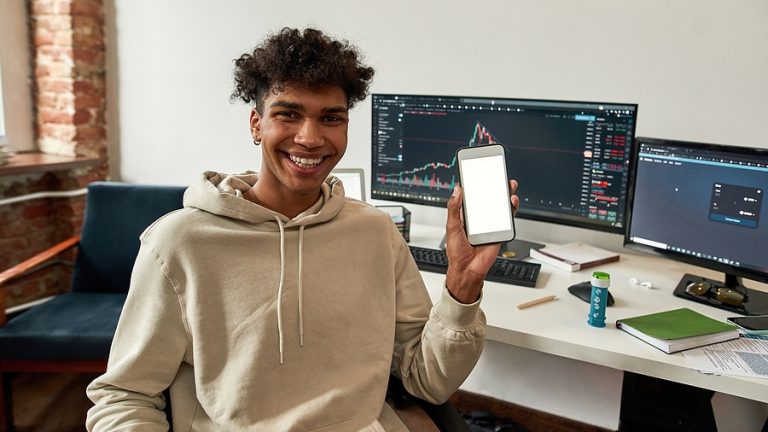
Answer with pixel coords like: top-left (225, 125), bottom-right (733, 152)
top-left (331, 168), bottom-right (366, 202)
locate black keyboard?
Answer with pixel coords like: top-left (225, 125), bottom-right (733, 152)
top-left (408, 245), bottom-right (540, 288)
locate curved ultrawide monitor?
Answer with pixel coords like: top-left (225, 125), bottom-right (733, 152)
top-left (625, 137), bottom-right (768, 287)
top-left (370, 93), bottom-right (638, 233)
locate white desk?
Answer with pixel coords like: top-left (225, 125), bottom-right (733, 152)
top-left (409, 224), bottom-right (768, 427)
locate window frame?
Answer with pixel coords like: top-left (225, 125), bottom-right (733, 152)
top-left (0, 0), bottom-right (35, 152)
top-left (0, 60), bottom-right (7, 146)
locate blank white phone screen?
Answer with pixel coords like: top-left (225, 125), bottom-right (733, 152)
top-left (461, 155), bottom-right (511, 235)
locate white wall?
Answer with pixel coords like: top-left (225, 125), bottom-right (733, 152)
top-left (110, 0), bottom-right (768, 249)
top-left (109, 2), bottom-right (768, 427)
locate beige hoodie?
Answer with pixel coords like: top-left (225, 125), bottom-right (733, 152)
top-left (86, 172), bottom-right (486, 431)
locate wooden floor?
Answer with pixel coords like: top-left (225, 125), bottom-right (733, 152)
top-left (450, 392), bottom-right (612, 432)
top-left (8, 373), bottom-right (609, 432)
top-left (8, 373), bottom-right (95, 432)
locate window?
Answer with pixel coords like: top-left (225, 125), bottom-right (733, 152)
top-left (0, 0), bottom-right (35, 152)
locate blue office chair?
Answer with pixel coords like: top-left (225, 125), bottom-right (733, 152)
top-left (0, 182), bottom-right (186, 431)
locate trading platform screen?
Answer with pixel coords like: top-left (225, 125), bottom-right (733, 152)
top-left (371, 94), bottom-right (638, 233)
top-left (627, 139), bottom-right (768, 275)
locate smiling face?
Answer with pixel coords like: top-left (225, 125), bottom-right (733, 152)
top-left (248, 84), bottom-right (349, 217)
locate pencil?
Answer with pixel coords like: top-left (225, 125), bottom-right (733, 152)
top-left (516, 294), bottom-right (556, 309)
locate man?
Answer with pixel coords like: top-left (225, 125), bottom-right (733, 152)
top-left (87, 27), bottom-right (518, 431)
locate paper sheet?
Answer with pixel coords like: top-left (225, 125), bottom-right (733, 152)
top-left (683, 336), bottom-right (768, 378)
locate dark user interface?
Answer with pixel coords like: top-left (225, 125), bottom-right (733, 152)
top-left (371, 94), bottom-right (637, 232)
top-left (709, 183), bottom-right (762, 228)
top-left (629, 142), bottom-right (768, 274)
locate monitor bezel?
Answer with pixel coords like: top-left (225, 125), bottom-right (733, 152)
top-left (623, 136), bottom-right (768, 285)
top-left (370, 92), bottom-right (639, 234)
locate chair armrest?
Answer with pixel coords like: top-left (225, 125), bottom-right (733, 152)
top-left (0, 235), bottom-right (80, 325)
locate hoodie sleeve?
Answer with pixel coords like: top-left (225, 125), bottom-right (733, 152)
top-left (390, 230), bottom-right (486, 405)
top-left (86, 243), bottom-right (189, 431)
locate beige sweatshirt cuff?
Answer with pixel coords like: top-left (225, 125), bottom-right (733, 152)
top-left (434, 286), bottom-right (483, 331)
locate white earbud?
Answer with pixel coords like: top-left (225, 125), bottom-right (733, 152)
top-left (630, 278), bottom-right (653, 289)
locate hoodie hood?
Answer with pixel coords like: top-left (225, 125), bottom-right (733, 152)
top-left (183, 171), bottom-right (346, 227)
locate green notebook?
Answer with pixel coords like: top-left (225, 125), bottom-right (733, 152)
top-left (616, 308), bottom-right (739, 353)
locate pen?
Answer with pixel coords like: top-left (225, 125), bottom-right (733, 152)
top-left (516, 294), bottom-right (556, 310)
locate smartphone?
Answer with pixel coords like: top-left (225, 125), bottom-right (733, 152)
top-left (727, 315), bottom-right (768, 336)
top-left (456, 144), bottom-right (515, 245)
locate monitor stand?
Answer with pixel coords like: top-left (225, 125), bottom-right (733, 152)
top-left (498, 239), bottom-right (545, 260)
top-left (438, 236), bottom-right (544, 261)
top-left (672, 273), bottom-right (768, 316)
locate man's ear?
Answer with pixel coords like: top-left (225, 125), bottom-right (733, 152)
top-left (249, 108), bottom-right (262, 141)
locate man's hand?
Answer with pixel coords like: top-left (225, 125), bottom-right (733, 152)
top-left (445, 180), bottom-right (519, 304)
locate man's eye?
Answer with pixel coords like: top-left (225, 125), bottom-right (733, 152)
top-left (323, 115), bottom-right (344, 122)
top-left (276, 111), bottom-right (298, 119)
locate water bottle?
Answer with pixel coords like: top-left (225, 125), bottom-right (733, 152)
top-left (588, 271), bottom-right (610, 327)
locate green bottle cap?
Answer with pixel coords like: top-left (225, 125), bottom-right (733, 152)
top-left (591, 271), bottom-right (610, 288)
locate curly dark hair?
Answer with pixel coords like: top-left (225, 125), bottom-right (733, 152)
top-left (232, 27), bottom-right (375, 112)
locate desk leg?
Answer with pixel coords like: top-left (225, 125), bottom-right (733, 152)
top-left (619, 372), bottom-right (716, 432)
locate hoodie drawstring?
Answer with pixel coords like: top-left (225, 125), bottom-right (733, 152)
top-left (273, 217), bottom-right (306, 364)
top-left (298, 225), bottom-right (305, 347)
top-left (274, 216), bottom-right (286, 364)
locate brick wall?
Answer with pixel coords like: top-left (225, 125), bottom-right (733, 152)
top-left (33, 0), bottom-right (107, 167)
top-left (0, 174), bottom-right (86, 305)
top-left (0, 0), bottom-right (106, 308)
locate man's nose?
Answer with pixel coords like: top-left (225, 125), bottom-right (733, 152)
top-left (295, 120), bottom-right (323, 147)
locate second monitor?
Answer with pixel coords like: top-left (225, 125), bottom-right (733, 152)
top-left (371, 93), bottom-right (638, 233)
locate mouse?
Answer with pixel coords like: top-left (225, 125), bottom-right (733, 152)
top-left (568, 281), bottom-right (615, 306)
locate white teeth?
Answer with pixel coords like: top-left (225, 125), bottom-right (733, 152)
top-left (289, 155), bottom-right (322, 167)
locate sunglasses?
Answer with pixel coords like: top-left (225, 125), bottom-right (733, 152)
top-left (685, 281), bottom-right (747, 307)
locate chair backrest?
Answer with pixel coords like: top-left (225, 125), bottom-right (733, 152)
top-left (71, 182), bottom-right (186, 293)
